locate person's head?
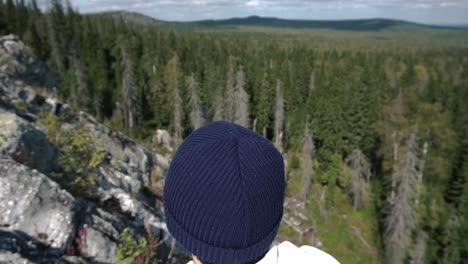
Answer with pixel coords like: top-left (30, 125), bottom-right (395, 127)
top-left (163, 121), bottom-right (285, 264)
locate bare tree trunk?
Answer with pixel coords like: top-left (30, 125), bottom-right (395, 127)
top-left (301, 123), bottom-right (315, 209)
top-left (71, 49), bottom-right (88, 108)
top-left (391, 130), bottom-right (399, 201)
top-left (410, 231), bottom-right (429, 264)
top-left (346, 149), bottom-right (371, 210)
top-left (234, 65), bottom-right (250, 128)
top-left (213, 87), bottom-right (224, 121)
top-left (173, 81), bottom-right (183, 146)
top-left (120, 45), bottom-right (137, 130)
top-left (252, 117), bottom-right (258, 133)
top-left (225, 62), bottom-right (235, 122)
top-left (274, 79), bottom-right (285, 153)
top-left (384, 132), bottom-right (423, 264)
top-left (385, 57), bottom-right (397, 90)
top-left (187, 73), bottom-right (204, 129)
top-left (165, 55), bottom-right (184, 146)
top-left (309, 70), bottom-right (316, 93)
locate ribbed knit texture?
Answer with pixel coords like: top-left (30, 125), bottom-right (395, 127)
top-left (163, 121), bottom-right (285, 264)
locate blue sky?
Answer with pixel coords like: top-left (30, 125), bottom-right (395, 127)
top-left (38, 0), bottom-right (468, 25)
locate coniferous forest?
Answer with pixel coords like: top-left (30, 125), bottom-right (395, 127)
top-left (1, 0), bottom-right (468, 263)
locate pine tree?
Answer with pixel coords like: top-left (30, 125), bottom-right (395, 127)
top-left (0, 0), bottom-right (5, 35)
top-left (14, 0), bottom-right (28, 36)
top-left (47, 0), bottom-right (66, 76)
top-left (5, 0), bottom-right (15, 33)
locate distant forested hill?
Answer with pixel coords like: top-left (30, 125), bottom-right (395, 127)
top-left (91, 11), bottom-right (465, 32)
top-left (193, 16), bottom-right (427, 31)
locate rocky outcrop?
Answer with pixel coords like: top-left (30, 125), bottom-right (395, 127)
top-left (0, 34), bottom-right (55, 89)
top-left (153, 129), bottom-right (173, 152)
top-left (0, 111), bottom-right (58, 174)
top-left (0, 159), bottom-right (77, 252)
top-left (0, 35), bottom-right (189, 263)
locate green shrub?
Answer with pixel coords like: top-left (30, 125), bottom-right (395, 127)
top-left (40, 110), bottom-right (106, 199)
top-left (116, 228), bottom-right (146, 264)
top-left (55, 128), bottom-right (106, 199)
top-left (38, 110), bottom-right (62, 144)
top-left (116, 228), bottom-right (158, 264)
top-left (14, 102), bottom-right (28, 111)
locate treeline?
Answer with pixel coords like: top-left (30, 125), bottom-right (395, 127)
top-left (1, 1), bottom-right (468, 263)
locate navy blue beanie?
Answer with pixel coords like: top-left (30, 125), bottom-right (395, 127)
top-left (163, 121), bottom-right (285, 264)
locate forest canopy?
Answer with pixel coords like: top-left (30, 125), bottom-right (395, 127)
top-left (1, 0), bottom-right (468, 263)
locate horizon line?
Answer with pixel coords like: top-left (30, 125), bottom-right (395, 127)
top-left (86, 10), bottom-right (468, 27)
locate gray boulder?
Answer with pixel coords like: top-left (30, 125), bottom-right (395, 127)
top-left (79, 112), bottom-right (152, 175)
top-left (0, 34), bottom-right (55, 89)
top-left (0, 159), bottom-right (77, 252)
top-left (0, 251), bottom-right (33, 264)
top-left (153, 129), bottom-right (173, 152)
top-left (0, 111), bottom-right (58, 174)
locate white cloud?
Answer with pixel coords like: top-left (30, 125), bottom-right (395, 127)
top-left (246, 0), bottom-right (260, 7)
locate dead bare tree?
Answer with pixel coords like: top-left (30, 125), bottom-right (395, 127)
top-left (71, 50), bottom-right (88, 108)
top-left (187, 73), bottom-right (205, 129)
top-left (346, 149), bottom-right (372, 210)
top-left (213, 86), bottom-right (224, 121)
top-left (164, 55), bottom-right (183, 146)
top-left (385, 57), bottom-right (397, 90)
top-left (225, 61), bottom-right (235, 122)
top-left (410, 231), bottom-right (429, 264)
top-left (384, 132), bottom-right (423, 264)
top-left (274, 79), bottom-right (285, 153)
top-left (309, 70), bottom-right (316, 93)
top-left (234, 65), bottom-right (249, 128)
top-left (301, 122), bottom-right (315, 209)
top-left (173, 78), bottom-right (183, 146)
top-left (120, 44), bottom-right (137, 130)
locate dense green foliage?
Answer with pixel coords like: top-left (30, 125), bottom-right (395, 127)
top-left (2, 1), bottom-right (468, 263)
top-left (116, 228), bottom-right (158, 264)
top-left (39, 111), bottom-right (106, 199)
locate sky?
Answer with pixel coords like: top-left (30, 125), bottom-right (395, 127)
top-left (38, 0), bottom-right (468, 25)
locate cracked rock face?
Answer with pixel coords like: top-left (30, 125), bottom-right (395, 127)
top-left (0, 111), bottom-right (58, 174)
top-left (0, 159), bottom-right (77, 251)
top-left (0, 251), bottom-right (32, 264)
top-left (0, 34), bottom-right (55, 89)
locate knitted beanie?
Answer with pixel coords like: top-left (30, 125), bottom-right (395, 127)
top-left (163, 121), bottom-right (285, 264)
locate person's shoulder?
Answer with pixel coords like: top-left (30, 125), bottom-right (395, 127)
top-left (294, 243), bottom-right (340, 263)
top-left (258, 241), bottom-right (340, 264)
